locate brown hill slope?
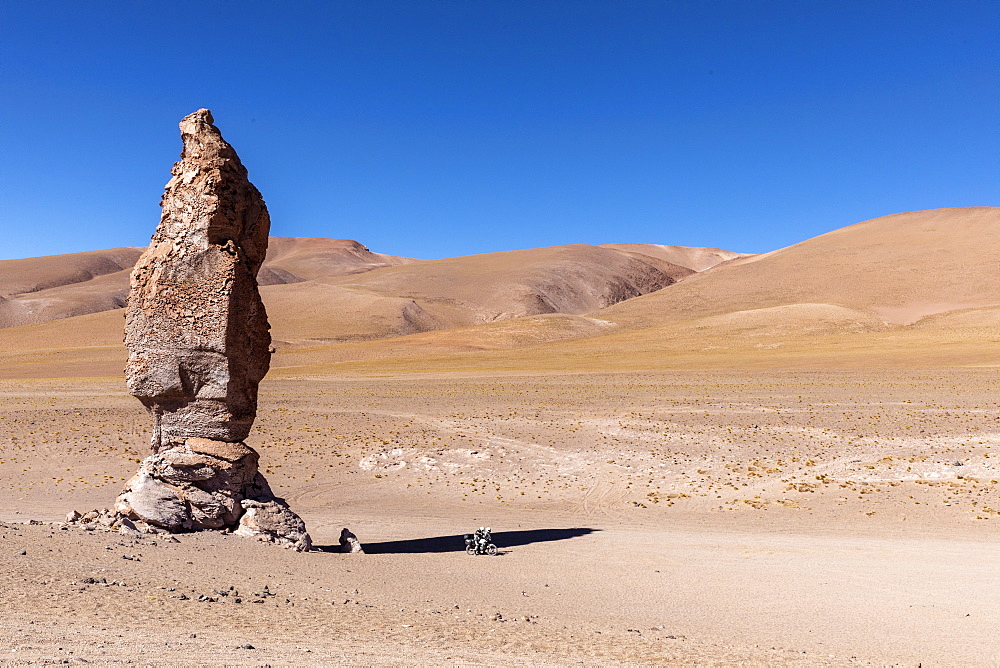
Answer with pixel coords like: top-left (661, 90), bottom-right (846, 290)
top-left (258, 237), bottom-right (419, 285)
top-left (599, 244), bottom-right (748, 272)
top-left (0, 238), bottom-right (420, 329)
top-left (595, 207), bottom-right (1000, 329)
top-left (0, 239), bottom-right (703, 354)
top-left (493, 206), bottom-right (1000, 370)
top-left (0, 248), bottom-right (143, 328)
top-left (260, 207), bottom-right (1000, 373)
top-left (262, 244), bottom-right (693, 345)
top-left (0, 247), bottom-right (144, 297)
top-left (8, 208), bottom-right (997, 376)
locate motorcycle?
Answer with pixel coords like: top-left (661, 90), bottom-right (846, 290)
top-left (464, 527), bottom-right (498, 555)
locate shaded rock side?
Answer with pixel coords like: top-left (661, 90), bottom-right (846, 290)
top-left (339, 527), bottom-right (364, 553)
top-left (125, 109), bottom-right (272, 451)
top-left (115, 439), bottom-right (263, 530)
top-left (236, 499), bottom-right (313, 552)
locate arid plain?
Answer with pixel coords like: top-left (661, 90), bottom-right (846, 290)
top-left (2, 207), bottom-right (1000, 664)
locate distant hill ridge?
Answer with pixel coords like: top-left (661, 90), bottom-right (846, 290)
top-left (596, 206), bottom-right (1000, 329)
top-left (3, 207), bottom-right (999, 375)
top-left (0, 237), bottom-right (421, 329)
top-left (0, 237), bottom-right (734, 333)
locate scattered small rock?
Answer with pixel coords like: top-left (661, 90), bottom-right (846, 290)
top-left (118, 518), bottom-right (141, 538)
top-left (339, 527), bottom-right (363, 553)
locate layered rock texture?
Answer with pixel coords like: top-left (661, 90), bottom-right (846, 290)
top-left (115, 109), bottom-right (310, 549)
top-left (124, 108), bottom-right (270, 448)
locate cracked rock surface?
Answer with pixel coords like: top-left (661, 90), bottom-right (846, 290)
top-left (125, 108), bottom-right (271, 450)
top-left (115, 109), bottom-right (310, 549)
top-left (235, 498), bottom-right (313, 552)
top-left (115, 438), bottom-right (270, 532)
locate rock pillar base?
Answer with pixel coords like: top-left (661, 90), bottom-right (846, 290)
top-left (114, 438), bottom-right (311, 551)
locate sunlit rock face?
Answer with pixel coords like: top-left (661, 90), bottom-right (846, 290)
top-left (114, 109), bottom-right (310, 550)
top-left (124, 108), bottom-right (271, 452)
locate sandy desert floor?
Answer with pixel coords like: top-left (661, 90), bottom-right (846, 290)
top-left (2, 369), bottom-right (1000, 665)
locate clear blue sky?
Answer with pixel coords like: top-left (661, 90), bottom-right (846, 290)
top-left (1, 1), bottom-right (997, 261)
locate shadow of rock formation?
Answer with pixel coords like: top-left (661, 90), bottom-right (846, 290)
top-left (317, 527), bottom-right (599, 554)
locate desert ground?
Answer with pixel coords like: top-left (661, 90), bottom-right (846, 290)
top-left (3, 207), bottom-right (1000, 664)
top-left (3, 370), bottom-right (1000, 665)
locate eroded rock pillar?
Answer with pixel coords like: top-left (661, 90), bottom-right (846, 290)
top-left (115, 109), bottom-right (310, 550)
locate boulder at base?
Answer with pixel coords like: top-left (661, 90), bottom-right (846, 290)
top-left (115, 438), bottom-right (310, 549)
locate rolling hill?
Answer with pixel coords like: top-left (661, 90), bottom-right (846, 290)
top-left (2, 206), bottom-right (998, 376)
top-left (263, 244), bottom-right (695, 345)
top-left (0, 238), bottom-right (420, 329)
top-left (595, 206), bottom-right (1000, 329)
top-left (0, 239), bottom-right (705, 344)
top-left (271, 207), bottom-right (1000, 372)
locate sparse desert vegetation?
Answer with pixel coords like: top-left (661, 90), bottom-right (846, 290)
top-left (2, 368), bottom-right (1000, 664)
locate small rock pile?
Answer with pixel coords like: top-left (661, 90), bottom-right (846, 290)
top-left (65, 508), bottom-right (154, 538)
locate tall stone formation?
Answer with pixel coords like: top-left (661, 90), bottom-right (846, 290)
top-left (125, 108), bottom-right (270, 450)
top-left (114, 109), bottom-right (310, 550)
